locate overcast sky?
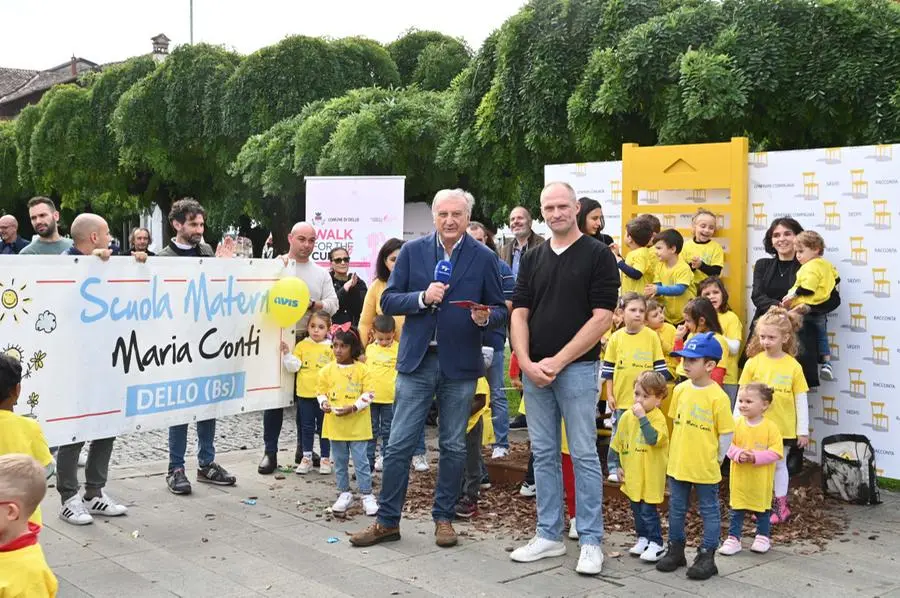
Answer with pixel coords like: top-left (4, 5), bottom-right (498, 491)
top-left (1, 0), bottom-right (526, 70)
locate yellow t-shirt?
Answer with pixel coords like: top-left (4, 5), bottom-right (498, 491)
top-left (675, 332), bottom-right (729, 379)
top-left (518, 397), bottom-right (568, 454)
top-left (729, 416), bottom-right (783, 512)
top-left (293, 338), bottom-right (334, 398)
top-left (667, 381), bottom-right (735, 483)
top-left (610, 408), bottom-right (669, 504)
top-left (681, 238), bottom-right (725, 289)
top-left (0, 539), bottom-right (58, 598)
top-left (467, 377), bottom-right (491, 433)
top-left (602, 327), bottom-right (669, 410)
top-left (0, 411), bottom-right (53, 526)
top-left (789, 257), bottom-right (838, 306)
top-left (364, 342), bottom-right (398, 404)
top-left (654, 323), bottom-right (678, 377)
top-left (654, 260), bottom-right (695, 324)
top-left (621, 247), bottom-right (656, 296)
top-left (317, 362), bottom-right (374, 441)
top-left (739, 353), bottom-right (808, 439)
top-left (718, 310), bottom-right (743, 385)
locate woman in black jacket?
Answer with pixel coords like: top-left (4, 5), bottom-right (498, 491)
top-left (329, 246), bottom-right (368, 327)
top-left (745, 217), bottom-right (840, 387)
top-left (577, 197), bottom-right (615, 246)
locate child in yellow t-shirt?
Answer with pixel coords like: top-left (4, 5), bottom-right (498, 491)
top-left (646, 229), bottom-right (695, 325)
top-left (657, 332), bottom-right (734, 580)
top-left (781, 230), bottom-right (840, 382)
top-left (456, 350), bottom-right (494, 519)
top-left (0, 355), bottom-right (54, 527)
top-left (365, 315), bottom-right (399, 473)
top-left (602, 293), bottom-right (671, 482)
top-left (720, 384), bottom-right (783, 557)
top-left (681, 209), bottom-right (724, 292)
top-left (674, 297), bottom-right (729, 386)
top-left (0, 454), bottom-right (58, 598)
top-left (610, 372), bottom-right (669, 563)
top-left (317, 325), bottom-right (376, 517)
top-left (645, 299), bottom-right (677, 436)
top-left (282, 311), bottom-right (335, 474)
top-left (698, 277), bottom-right (743, 407)
top-left (615, 217), bottom-right (657, 296)
top-left (739, 306), bottom-right (808, 526)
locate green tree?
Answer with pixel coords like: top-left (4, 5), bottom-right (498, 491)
top-left (13, 104), bottom-right (43, 193)
top-left (388, 29), bottom-right (470, 86)
top-left (410, 40), bottom-right (472, 91)
top-left (0, 120), bottom-right (27, 215)
top-left (332, 37), bottom-right (401, 89)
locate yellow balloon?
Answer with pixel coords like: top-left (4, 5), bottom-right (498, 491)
top-left (267, 277), bottom-right (310, 328)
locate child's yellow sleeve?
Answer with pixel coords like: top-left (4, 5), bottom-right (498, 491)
top-left (315, 366), bottom-right (330, 397)
top-left (714, 396), bottom-right (735, 435)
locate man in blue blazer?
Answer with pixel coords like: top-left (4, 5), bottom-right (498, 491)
top-left (350, 189), bottom-right (507, 548)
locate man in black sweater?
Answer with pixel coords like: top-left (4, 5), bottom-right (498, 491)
top-left (509, 181), bottom-right (618, 576)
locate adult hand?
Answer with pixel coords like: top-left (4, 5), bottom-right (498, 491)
top-left (280, 341), bottom-right (290, 354)
top-left (343, 273), bottom-right (358, 292)
top-left (536, 356), bottom-right (565, 380)
top-left (797, 435), bottom-right (809, 449)
top-left (522, 360), bottom-right (554, 388)
top-left (133, 251), bottom-right (148, 264)
top-left (643, 283), bottom-right (657, 298)
top-left (424, 282), bottom-right (448, 305)
top-left (92, 248), bottom-right (112, 261)
top-left (781, 296), bottom-right (794, 308)
top-left (632, 402), bottom-right (646, 419)
top-left (471, 307), bottom-right (490, 326)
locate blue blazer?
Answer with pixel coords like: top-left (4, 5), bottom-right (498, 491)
top-left (381, 233), bottom-right (508, 379)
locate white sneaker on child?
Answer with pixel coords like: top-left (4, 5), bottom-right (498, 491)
top-left (296, 456), bottom-right (312, 475)
top-left (332, 491), bottom-right (354, 513)
top-left (629, 537), bottom-right (649, 556)
top-left (362, 494), bottom-right (379, 516)
top-left (319, 458), bottom-right (333, 474)
top-left (750, 535), bottom-right (771, 553)
top-left (606, 472), bottom-right (619, 483)
top-left (59, 495), bottom-right (93, 526)
top-left (374, 455), bottom-right (384, 472)
top-left (640, 542), bottom-right (666, 562)
top-left (85, 490), bottom-right (128, 516)
top-left (718, 535), bottom-right (742, 556)
top-left (412, 455), bottom-right (429, 472)
top-left (491, 447), bottom-right (509, 459)
top-left (519, 482), bottom-right (536, 497)
top-left (568, 518), bottom-right (579, 540)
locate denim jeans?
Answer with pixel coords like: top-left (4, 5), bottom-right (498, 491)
top-left (523, 360), bottom-right (604, 546)
top-left (810, 313), bottom-right (830, 358)
top-left (630, 500), bottom-right (663, 545)
top-left (262, 403), bottom-right (301, 453)
top-left (461, 419), bottom-right (484, 501)
top-left (297, 398), bottom-right (330, 458)
top-left (728, 508), bottom-right (771, 539)
top-left (377, 352), bottom-right (476, 527)
top-left (606, 408), bottom-right (626, 473)
top-left (332, 440), bottom-right (372, 494)
top-left (367, 403), bottom-right (394, 467)
top-left (667, 477), bottom-right (721, 550)
top-left (415, 426), bottom-right (426, 456)
top-left (168, 419), bottom-right (216, 471)
top-left (486, 345), bottom-right (509, 449)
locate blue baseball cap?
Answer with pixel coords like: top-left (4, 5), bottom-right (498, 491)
top-left (671, 331), bottom-right (722, 361)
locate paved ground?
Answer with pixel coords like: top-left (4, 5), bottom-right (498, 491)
top-left (43, 413), bottom-right (900, 597)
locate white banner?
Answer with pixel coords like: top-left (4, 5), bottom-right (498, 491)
top-left (305, 176), bottom-right (405, 282)
top-left (0, 256), bottom-right (293, 446)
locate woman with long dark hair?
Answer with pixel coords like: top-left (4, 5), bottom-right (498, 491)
top-left (577, 197), bottom-right (615, 246)
top-left (359, 238), bottom-right (405, 345)
top-left (329, 246), bottom-right (368, 327)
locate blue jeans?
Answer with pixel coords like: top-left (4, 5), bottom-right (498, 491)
top-left (262, 403), bottom-right (301, 453)
top-left (667, 477), bottom-right (720, 551)
top-left (810, 313), bottom-right (830, 359)
top-left (524, 360), bottom-right (604, 546)
top-left (728, 508), bottom-right (771, 539)
top-left (486, 345), bottom-right (509, 449)
top-left (377, 352), bottom-right (476, 527)
top-left (297, 398), bottom-right (330, 458)
top-left (415, 427), bottom-right (426, 456)
top-left (332, 440), bottom-right (372, 494)
top-left (367, 403), bottom-right (394, 468)
top-left (168, 419), bottom-right (216, 471)
top-left (606, 409), bottom-right (625, 473)
top-left (630, 501), bottom-right (663, 545)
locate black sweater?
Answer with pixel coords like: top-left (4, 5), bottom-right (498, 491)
top-left (512, 235), bottom-right (619, 362)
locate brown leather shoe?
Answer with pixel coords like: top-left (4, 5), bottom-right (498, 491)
top-left (435, 520), bottom-right (458, 547)
top-left (349, 522), bottom-right (401, 547)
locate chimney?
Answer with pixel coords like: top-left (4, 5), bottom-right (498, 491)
top-left (70, 55), bottom-right (77, 76)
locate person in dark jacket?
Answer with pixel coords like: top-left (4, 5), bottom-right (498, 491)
top-left (577, 197), bottom-right (615, 247)
top-left (0, 215), bottom-right (29, 254)
top-left (329, 246), bottom-right (367, 327)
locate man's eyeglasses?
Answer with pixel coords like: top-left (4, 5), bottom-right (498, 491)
top-left (332, 257), bottom-right (350, 264)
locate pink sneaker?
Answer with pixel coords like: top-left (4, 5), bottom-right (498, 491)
top-left (718, 535), bottom-right (742, 556)
top-left (769, 497), bottom-right (791, 525)
top-left (750, 535), bottom-right (771, 553)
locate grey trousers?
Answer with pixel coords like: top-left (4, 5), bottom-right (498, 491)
top-left (56, 437), bottom-right (115, 503)
top-left (460, 419), bottom-right (484, 501)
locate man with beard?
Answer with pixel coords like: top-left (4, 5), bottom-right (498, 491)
top-left (124, 227), bottom-right (155, 256)
top-left (157, 198), bottom-right (236, 494)
top-left (0, 215), bottom-right (29, 254)
top-left (19, 197), bottom-right (73, 255)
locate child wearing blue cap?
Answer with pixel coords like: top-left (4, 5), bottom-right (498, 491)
top-left (656, 331), bottom-right (734, 581)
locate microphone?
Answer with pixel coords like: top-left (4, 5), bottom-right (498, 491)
top-left (430, 260), bottom-right (452, 312)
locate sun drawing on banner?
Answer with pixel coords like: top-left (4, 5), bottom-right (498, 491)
top-left (0, 279), bottom-right (31, 323)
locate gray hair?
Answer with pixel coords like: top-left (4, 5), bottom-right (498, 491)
top-left (432, 188), bottom-right (474, 216)
top-left (541, 181), bottom-right (577, 203)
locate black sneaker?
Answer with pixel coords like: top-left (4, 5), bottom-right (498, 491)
top-left (686, 547), bottom-right (718, 580)
top-left (167, 468), bottom-right (192, 495)
top-left (454, 497), bottom-right (478, 519)
top-left (509, 414), bottom-right (527, 429)
top-left (656, 540), bottom-right (686, 572)
top-left (312, 451), bottom-right (321, 468)
top-left (197, 462), bottom-right (237, 486)
top-left (480, 473), bottom-right (492, 490)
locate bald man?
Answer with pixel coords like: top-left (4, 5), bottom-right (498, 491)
top-left (0, 215), bottom-right (29, 254)
top-left (258, 221), bottom-right (339, 474)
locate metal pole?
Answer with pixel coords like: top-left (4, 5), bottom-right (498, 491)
top-left (190, 0), bottom-right (194, 44)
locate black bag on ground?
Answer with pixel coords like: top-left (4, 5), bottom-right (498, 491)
top-left (821, 434), bottom-right (881, 505)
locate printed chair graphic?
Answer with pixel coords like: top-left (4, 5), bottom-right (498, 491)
top-left (847, 369), bottom-right (866, 399)
top-left (866, 145), bottom-right (893, 162)
top-left (663, 214), bottom-right (676, 229)
top-left (872, 268), bottom-right (890, 298)
top-left (805, 429), bottom-right (817, 458)
top-left (870, 335), bottom-right (890, 366)
top-left (828, 331), bottom-right (839, 361)
top-left (873, 200), bottom-right (891, 230)
top-left (848, 237), bottom-right (868, 266)
top-left (749, 152), bottom-right (768, 168)
top-left (801, 172), bottom-right (819, 201)
top-left (818, 148), bottom-right (842, 164)
top-left (847, 303), bottom-right (867, 332)
top-left (751, 203), bottom-right (768, 230)
top-left (823, 202), bottom-right (841, 230)
top-left (870, 402), bottom-right (889, 432)
top-left (640, 190), bottom-right (660, 204)
top-left (844, 169), bottom-right (868, 199)
top-left (821, 396), bottom-right (839, 425)
top-left (686, 189), bottom-right (707, 203)
top-left (610, 180), bottom-right (622, 205)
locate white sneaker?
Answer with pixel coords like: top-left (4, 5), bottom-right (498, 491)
top-left (640, 541), bottom-right (665, 562)
top-left (362, 493), bottom-right (379, 516)
top-left (84, 491), bottom-right (128, 516)
top-left (491, 447), bottom-right (509, 459)
top-left (59, 495), bottom-right (93, 526)
top-left (519, 482), bottom-right (536, 497)
top-left (629, 536), bottom-right (649, 556)
top-left (575, 544), bottom-right (604, 575)
top-left (296, 456), bottom-right (312, 474)
top-left (374, 455), bottom-right (384, 472)
top-left (78, 444), bottom-right (88, 468)
top-left (607, 472), bottom-right (619, 483)
top-left (568, 518), bottom-right (579, 540)
top-left (319, 458), bottom-right (333, 475)
top-left (509, 536), bottom-right (567, 563)
top-left (332, 491), bottom-right (353, 513)
top-left (412, 455), bottom-right (429, 472)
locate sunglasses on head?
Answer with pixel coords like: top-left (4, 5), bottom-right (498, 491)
top-left (332, 257), bottom-right (350, 264)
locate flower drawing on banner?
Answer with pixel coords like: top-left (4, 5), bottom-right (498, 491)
top-left (1, 344), bottom-right (49, 379)
top-left (29, 350), bottom-right (46, 371)
top-left (0, 279), bottom-right (31, 324)
top-left (25, 392), bottom-right (39, 418)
